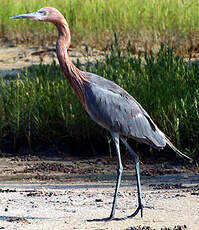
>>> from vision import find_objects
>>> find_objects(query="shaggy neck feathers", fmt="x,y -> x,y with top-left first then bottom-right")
55,18 -> 90,106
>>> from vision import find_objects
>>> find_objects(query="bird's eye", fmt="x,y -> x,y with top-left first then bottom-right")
43,11 -> 48,16
38,10 -> 48,16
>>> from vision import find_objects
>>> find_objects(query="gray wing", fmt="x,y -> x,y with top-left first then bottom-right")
84,72 -> 166,149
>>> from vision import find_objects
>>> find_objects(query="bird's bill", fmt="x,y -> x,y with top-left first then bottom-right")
10,12 -> 41,20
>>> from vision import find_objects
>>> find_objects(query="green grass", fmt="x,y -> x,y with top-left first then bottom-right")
1,0 -> 199,51
0,43 -> 198,159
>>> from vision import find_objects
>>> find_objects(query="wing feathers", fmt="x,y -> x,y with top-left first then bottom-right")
85,82 -> 166,148
84,72 -> 192,162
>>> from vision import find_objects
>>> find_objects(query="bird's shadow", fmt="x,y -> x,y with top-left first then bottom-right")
87,217 -> 126,222
87,214 -> 137,222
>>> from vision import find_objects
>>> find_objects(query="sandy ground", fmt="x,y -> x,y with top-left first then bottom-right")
0,43 -> 103,75
0,156 -> 198,230
0,181 -> 198,230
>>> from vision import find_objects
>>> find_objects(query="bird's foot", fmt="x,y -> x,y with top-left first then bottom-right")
126,203 -> 154,219
87,204 -> 154,222
143,204 -> 154,209
92,205 -> 143,222
126,203 -> 144,219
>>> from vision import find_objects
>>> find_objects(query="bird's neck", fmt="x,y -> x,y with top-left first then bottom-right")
55,20 -> 90,106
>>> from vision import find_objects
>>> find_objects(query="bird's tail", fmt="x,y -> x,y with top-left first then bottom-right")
165,137 -> 193,163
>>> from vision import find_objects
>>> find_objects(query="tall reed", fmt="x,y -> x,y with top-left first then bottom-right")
2,0 -> 199,50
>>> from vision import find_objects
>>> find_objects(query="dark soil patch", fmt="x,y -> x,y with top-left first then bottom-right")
6,217 -> 30,224
149,183 -> 187,190
0,188 -> 16,193
126,225 -> 187,230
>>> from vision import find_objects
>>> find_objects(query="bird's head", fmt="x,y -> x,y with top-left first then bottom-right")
10,7 -> 64,24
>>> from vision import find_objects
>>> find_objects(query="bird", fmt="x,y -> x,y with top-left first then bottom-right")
10,7 -> 192,220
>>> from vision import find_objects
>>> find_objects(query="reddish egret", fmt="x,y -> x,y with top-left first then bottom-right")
10,7 -> 192,220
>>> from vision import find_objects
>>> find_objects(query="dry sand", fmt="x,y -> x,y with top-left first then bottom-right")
0,156 -> 198,230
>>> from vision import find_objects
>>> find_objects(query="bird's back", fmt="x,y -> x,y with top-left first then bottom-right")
84,72 -> 166,149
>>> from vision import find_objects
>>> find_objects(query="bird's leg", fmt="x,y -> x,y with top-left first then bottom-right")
120,138 -> 143,218
108,132 -> 123,220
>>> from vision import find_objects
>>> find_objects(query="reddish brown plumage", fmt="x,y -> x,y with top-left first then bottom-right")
56,32 -> 90,106
50,8 -> 91,107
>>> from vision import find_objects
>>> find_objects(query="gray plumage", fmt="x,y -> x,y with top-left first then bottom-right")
85,72 -> 167,148
85,72 -> 191,162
